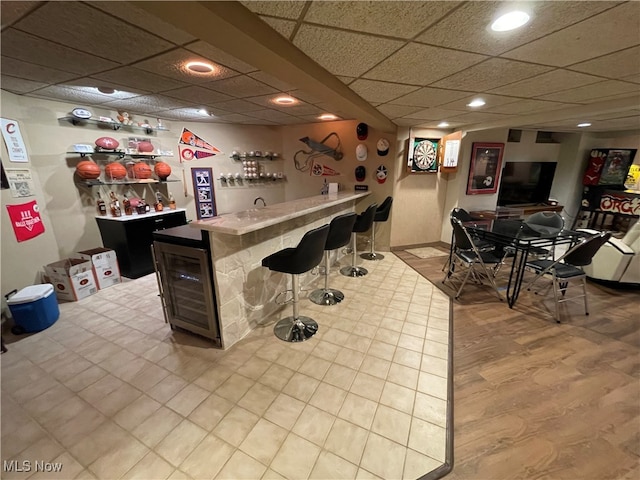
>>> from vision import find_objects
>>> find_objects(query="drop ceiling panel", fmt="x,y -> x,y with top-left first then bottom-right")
245,109 -> 300,121
64,79 -> 148,98
273,103 -> 324,116
292,25 -> 404,77
303,1 -> 458,39
248,71 -> 296,92
389,87 -> 472,108
242,1 -> 307,20
438,93 -> 524,111
91,67 -> 190,93
403,107 -> 470,121
28,85 -> 121,105
348,79 -> 420,104
363,43 -> 487,85
481,99 -> 572,115
502,2 -> 640,67
537,80 -> 639,103
12,2 -> 174,64
1,28 -> 118,75
376,104 -> 424,119
431,58 -> 552,91
416,1 -> 618,56
0,56 -> 79,84
102,95 -> 193,114
152,108 -> 224,121
204,76 -> 278,98
446,111 -> 513,124
215,113 -> 265,124
135,49 -> 240,85
162,86 -> 234,104
570,46 -> 640,78
208,99 -> 266,114
259,17 -> 296,39
489,70 -> 604,97
1,75 -> 47,94
186,41 -> 258,74
0,1 -> 41,29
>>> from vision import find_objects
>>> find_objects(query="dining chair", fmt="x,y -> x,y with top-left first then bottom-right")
442,217 -> 504,300
442,208 -> 495,272
524,231 -> 611,322
524,211 -> 565,259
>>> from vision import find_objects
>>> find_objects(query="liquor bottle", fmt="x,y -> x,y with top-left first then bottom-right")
168,192 -> 176,210
109,191 -> 121,217
96,191 -> 107,216
154,191 -> 164,212
122,194 -> 133,216
136,199 -> 147,215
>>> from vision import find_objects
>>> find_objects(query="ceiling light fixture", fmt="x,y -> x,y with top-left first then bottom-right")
318,114 -> 337,121
467,99 -> 486,108
97,86 -> 115,94
198,108 -> 209,116
185,61 -> 215,74
274,96 -> 296,105
437,122 -> 450,128
491,11 -> 530,32
577,122 -> 591,128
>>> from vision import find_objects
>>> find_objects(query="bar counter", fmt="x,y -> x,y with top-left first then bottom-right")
190,192 -> 370,348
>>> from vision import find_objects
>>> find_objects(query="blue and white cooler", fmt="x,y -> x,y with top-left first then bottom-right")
7,284 -> 60,333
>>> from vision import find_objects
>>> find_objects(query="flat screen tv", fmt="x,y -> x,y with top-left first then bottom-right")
497,161 -> 558,206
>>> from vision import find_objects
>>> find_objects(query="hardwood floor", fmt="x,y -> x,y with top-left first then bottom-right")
395,245 -> 640,480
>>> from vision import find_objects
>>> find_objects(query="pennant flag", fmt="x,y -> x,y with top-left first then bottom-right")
179,128 -> 221,153
310,161 -> 341,177
6,200 -> 45,242
179,145 -> 218,162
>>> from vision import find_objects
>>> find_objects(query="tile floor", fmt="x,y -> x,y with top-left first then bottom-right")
1,253 -> 451,479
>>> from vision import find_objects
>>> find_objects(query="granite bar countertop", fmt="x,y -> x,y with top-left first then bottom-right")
95,208 -> 186,221
191,192 -> 370,235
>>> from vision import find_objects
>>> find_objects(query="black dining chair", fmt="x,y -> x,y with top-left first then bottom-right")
524,231 -> 611,323
442,217 -> 504,300
524,211 -> 565,259
442,208 -> 495,272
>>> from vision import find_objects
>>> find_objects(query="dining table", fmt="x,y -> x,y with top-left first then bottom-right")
464,219 -> 587,308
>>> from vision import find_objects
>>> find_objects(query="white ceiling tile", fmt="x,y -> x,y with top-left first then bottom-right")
92,67 -> 190,93
416,1 -> 618,56
393,118 -> 427,127
208,99 -> 265,113
481,99 -> 573,116
135,49 -> 240,85
389,87 -> 471,108
27,85 -> 118,105
438,93 -> 523,111
304,1 -> 459,39
502,2 -> 640,67
364,43 -> 487,85
163,85 -> 234,104
537,80 -> 639,103
153,108 -> 220,121
1,1 -> 41,29
337,76 -> 355,85
260,17 -> 296,39
215,113 -> 265,124
430,58 -> 552,91
245,109 -> 300,121
376,104 -> 424,119
445,111 -> 513,124
570,46 -> 640,79
1,56 -> 78,84
489,69 -> 603,97
348,79 -> 419,104
273,103 -> 324,116
13,2 -> 174,64
404,108 -> 470,121
1,28 -> 118,75
242,1 -> 306,19
205,75 -> 278,98
623,73 -> 640,84
248,71 -> 296,91
90,1 -> 196,45
293,25 -> 404,77
1,75 -> 47,94
187,41 -> 258,74
62,79 -> 148,98
245,94 -> 285,108
102,95 -> 193,114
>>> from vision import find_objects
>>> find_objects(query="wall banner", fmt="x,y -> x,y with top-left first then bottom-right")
1,118 -> 29,162
6,200 -> 45,242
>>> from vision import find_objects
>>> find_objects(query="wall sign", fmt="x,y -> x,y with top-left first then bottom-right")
466,143 -> 504,195
6,200 -> 45,242
1,118 -> 29,162
6,168 -> 35,197
191,167 -> 216,220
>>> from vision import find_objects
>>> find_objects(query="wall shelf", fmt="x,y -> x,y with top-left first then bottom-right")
78,178 -> 180,187
67,151 -> 168,160
59,116 -> 168,135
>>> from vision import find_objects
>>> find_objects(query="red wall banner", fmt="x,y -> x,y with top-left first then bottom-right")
6,200 -> 45,242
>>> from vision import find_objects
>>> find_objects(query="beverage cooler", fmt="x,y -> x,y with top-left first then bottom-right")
152,225 -> 221,347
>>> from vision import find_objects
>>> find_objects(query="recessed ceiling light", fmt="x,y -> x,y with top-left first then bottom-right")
577,122 -> 591,128
198,108 -> 209,116
185,61 -> 215,74
274,96 -> 297,105
318,114 -> 337,121
437,122 -> 450,128
491,11 -> 530,32
97,86 -> 115,94
467,99 -> 486,108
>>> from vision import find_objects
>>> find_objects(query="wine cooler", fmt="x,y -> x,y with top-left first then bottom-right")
152,226 -> 221,347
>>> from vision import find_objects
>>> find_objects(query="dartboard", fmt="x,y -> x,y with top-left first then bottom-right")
413,140 -> 437,170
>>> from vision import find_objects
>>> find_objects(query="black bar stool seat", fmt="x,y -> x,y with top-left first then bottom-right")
310,212 -> 357,305
262,224 -> 329,342
340,203 -> 377,277
361,196 -> 393,261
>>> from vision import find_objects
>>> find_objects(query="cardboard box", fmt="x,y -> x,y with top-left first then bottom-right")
76,248 -> 121,289
44,258 -> 98,302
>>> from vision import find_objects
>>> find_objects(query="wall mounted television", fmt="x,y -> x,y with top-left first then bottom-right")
497,161 -> 558,206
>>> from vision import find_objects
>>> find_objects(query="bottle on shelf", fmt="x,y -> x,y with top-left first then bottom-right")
136,199 -> 148,215
109,191 -> 122,217
154,190 -> 164,212
168,192 -> 176,210
96,191 -> 107,216
122,194 -> 133,216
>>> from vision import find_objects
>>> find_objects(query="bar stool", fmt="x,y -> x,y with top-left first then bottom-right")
262,224 -> 329,342
310,212 -> 357,305
361,196 -> 393,261
340,203 -> 378,277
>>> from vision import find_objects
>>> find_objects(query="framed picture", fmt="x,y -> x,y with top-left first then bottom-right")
191,167 -> 216,219
407,136 -> 439,173
466,143 -> 504,195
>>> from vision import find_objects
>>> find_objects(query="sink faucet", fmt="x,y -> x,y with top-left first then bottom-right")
254,196 -> 266,207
